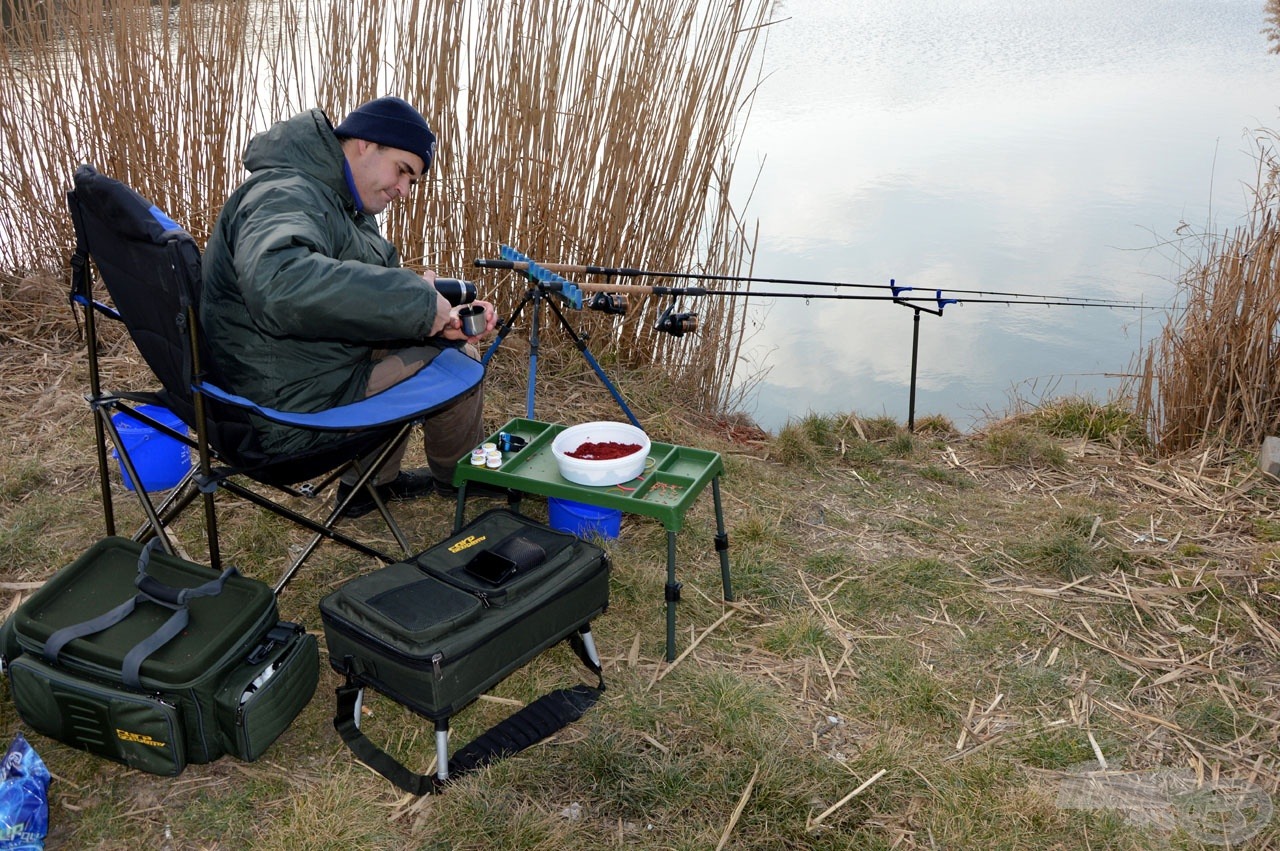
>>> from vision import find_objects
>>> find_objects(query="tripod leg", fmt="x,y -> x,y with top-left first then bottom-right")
545,297 -> 641,427
526,289 -> 542,419
480,286 -> 536,368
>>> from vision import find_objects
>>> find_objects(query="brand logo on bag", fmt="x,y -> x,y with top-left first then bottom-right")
116,729 -> 168,749
448,534 -> 487,554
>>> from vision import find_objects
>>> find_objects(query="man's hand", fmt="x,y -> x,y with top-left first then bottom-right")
437,299 -> 497,343
429,289 -> 455,337
423,270 -> 496,341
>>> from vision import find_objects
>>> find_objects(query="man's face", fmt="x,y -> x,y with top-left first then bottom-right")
345,139 -> 425,214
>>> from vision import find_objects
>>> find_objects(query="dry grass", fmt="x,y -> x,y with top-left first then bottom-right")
1268,0 -> 1280,54
946,436 -> 1280,820
4,267 -> 1280,847
1130,133 -> 1280,454
0,0 -> 770,413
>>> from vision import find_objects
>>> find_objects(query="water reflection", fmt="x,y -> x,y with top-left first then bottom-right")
734,0 -> 1280,431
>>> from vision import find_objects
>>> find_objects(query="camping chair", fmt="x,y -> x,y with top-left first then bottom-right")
67,164 -> 485,593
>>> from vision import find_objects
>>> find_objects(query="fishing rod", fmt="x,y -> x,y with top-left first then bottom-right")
560,280 -> 1153,311
478,245 -> 1151,435
473,257 -> 1143,307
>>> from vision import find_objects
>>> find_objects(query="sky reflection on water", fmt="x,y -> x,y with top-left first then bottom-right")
732,0 -> 1280,431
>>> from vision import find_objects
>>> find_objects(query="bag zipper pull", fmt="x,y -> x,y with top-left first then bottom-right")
431,652 -> 444,680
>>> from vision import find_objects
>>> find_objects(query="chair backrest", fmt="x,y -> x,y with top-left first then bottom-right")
67,164 -> 291,471
68,164 -> 203,425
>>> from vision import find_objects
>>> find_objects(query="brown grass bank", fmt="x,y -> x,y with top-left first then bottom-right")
2,264 -> 1280,848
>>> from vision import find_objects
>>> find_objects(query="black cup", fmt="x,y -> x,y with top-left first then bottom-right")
459,304 -> 486,337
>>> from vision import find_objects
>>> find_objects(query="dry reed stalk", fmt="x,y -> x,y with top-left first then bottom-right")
0,0 -> 285,263
1130,137 -> 1280,452
647,605 -> 737,688
806,768 -> 887,832
1,0 -> 769,414
715,763 -> 760,851
328,0 -> 770,410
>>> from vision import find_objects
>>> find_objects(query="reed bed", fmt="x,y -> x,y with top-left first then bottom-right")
0,0 -> 769,413
1129,134 -> 1280,454
1268,0 -> 1280,54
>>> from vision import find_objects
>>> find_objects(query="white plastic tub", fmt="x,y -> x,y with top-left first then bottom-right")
551,421 -> 650,487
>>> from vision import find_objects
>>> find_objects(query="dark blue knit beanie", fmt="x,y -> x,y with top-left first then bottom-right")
334,96 -> 436,170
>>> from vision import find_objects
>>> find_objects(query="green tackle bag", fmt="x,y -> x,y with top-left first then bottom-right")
320,509 -> 610,793
1,537 -> 319,776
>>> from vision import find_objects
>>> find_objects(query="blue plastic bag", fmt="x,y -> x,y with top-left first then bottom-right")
0,733 -> 49,850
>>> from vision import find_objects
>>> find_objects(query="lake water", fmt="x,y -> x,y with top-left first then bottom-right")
730,0 -> 1280,432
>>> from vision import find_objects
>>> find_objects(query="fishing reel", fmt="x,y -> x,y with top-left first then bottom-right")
586,291 -> 628,315
655,303 -> 698,337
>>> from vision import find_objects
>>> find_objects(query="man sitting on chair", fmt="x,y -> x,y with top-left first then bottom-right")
202,96 -> 495,517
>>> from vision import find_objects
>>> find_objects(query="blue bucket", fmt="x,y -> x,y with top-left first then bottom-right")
548,497 -> 621,540
111,405 -> 192,492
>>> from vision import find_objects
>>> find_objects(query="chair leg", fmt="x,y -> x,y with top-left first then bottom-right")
129,468 -> 201,542
273,423 -> 416,594
90,403 -> 117,537
370,491 -> 412,554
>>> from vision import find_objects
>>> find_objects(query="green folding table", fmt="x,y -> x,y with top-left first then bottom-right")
453,418 -> 734,661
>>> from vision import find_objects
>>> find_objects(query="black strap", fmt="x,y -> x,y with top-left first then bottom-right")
334,681 -> 437,795
42,539 -> 237,689
43,595 -> 139,666
447,685 -> 602,776
119,607 -> 191,689
333,640 -> 605,795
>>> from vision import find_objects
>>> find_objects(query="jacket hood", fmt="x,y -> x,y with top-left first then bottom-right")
242,109 -> 351,203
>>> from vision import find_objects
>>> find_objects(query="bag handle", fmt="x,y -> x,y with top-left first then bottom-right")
42,539 -> 237,689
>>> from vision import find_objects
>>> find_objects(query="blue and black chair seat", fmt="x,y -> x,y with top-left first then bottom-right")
67,164 -> 484,592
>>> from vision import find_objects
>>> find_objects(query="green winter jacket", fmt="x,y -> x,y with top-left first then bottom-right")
201,108 -> 440,455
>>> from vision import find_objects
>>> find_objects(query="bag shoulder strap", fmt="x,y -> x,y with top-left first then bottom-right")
333,635 -> 605,795
333,682 -> 436,795
447,684 -> 603,776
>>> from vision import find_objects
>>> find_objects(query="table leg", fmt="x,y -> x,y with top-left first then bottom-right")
452,484 -> 467,533
665,529 -> 680,662
454,485 -> 526,533
712,476 -> 734,602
